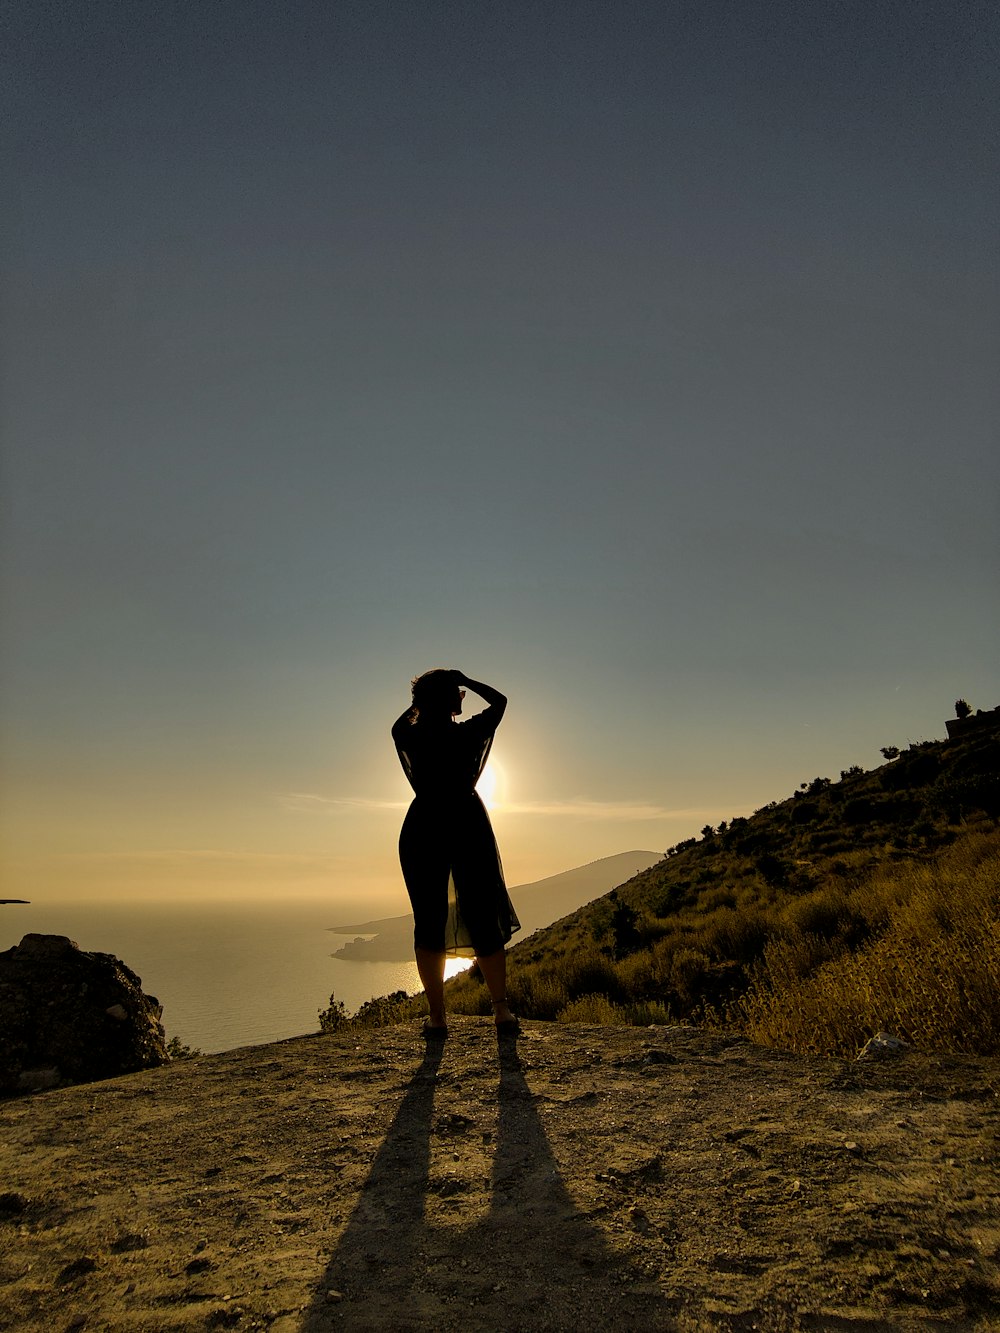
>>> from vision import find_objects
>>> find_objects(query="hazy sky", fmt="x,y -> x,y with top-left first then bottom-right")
3,1 -> 997,907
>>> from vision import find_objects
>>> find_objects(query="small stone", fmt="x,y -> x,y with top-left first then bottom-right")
105,1004 -> 128,1021
843,1141 -> 859,1153
856,1031 -> 909,1061
326,1289 -> 343,1303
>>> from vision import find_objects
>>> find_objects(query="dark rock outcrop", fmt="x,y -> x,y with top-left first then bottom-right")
945,705 -> 1000,740
0,934 -> 168,1094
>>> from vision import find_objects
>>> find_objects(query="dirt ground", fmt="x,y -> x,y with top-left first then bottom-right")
1,1019 -> 998,1332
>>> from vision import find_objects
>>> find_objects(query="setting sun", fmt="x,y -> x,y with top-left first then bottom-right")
476,760 -> 503,810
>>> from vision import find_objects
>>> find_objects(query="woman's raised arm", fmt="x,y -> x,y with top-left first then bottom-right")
456,672 -> 507,717
391,707 -> 415,742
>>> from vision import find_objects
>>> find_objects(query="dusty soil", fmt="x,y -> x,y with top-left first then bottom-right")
1,1019 -> 998,1332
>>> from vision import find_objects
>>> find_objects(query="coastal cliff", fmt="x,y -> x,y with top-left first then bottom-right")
2,1018 -> 998,1330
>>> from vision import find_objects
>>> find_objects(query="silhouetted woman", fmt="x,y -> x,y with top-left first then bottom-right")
392,669 -> 520,1037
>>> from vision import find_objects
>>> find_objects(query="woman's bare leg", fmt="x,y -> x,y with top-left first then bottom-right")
415,947 -> 447,1027
475,949 -> 514,1025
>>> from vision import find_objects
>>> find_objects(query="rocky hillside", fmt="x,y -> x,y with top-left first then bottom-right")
365,707 -> 1000,1055
517,707 -> 1000,970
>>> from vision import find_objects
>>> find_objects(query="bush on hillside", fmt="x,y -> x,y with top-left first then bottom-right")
725,834 -> 1000,1057
318,995 -> 348,1032
331,715 -> 1000,1051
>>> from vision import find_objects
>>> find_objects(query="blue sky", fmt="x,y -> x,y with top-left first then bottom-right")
2,1 -> 997,904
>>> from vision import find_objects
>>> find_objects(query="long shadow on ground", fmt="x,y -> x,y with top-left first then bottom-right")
301,1035 -> 672,1331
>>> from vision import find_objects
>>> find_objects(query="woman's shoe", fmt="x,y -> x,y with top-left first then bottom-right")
491,997 -> 520,1037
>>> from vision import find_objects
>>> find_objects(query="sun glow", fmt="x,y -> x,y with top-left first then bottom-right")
476,760 -> 504,810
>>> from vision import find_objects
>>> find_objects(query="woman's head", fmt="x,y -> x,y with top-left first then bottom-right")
410,668 -> 464,719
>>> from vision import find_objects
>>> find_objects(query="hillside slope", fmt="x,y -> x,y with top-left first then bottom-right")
421,710 -> 999,1053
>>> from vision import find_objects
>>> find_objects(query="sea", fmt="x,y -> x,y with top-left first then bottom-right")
0,898 -> 442,1055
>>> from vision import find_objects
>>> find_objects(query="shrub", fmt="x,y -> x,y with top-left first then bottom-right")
350,990 -> 414,1027
702,906 -> 778,965
730,835 -> 1000,1056
755,853 -> 788,887
507,972 -> 569,1021
166,1036 -> 201,1059
589,897 -> 614,944
669,948 -> 711,1004
614,949 -> 659,996
843,797 -> 875,825
696,885 -> 737,912
563,952 -> 625,1002
557,994 -> 628,1024
625,1000 -> 674,1025
785,889 -> 852,939
611,899 -> 643,957
318,995 -> 349,1033
791,801 -> 821,825
932,774 -> 1000,820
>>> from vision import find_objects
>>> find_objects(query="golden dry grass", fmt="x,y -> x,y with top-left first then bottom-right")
728,831 -> 1000,1056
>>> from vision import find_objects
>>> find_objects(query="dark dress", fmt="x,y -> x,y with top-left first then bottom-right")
393,704 -> 520,957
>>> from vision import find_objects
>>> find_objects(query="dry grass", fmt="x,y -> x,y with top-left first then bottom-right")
727,831 -> 1000,1057
338,829 -> 1000,1057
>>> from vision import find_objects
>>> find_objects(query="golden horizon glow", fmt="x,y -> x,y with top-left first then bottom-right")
476,760 -> 503,810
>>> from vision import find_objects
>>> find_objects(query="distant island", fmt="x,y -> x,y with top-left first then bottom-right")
328,851 -> 661,961
0,900 -> 30,906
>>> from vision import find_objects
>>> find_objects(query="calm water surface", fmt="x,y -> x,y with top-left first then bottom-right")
1,899 -> 431,1053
